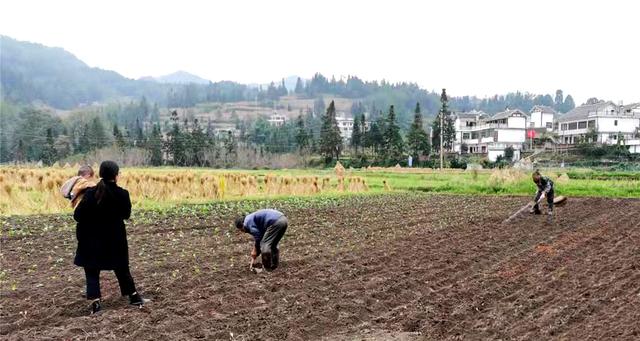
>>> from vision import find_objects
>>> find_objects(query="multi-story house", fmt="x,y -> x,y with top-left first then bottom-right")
453,109 -> 527,161
529,105 -> 556,131
336,113 -> 369,142
555,101 -> 640,146
267,113 -> 287,127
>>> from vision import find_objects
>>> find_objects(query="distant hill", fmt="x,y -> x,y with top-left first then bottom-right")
0,35 -> 166,109
0,35 -> 578,116
147,71 -> 211,85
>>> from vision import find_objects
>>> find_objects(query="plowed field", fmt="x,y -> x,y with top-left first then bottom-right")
1,194 -> 639,340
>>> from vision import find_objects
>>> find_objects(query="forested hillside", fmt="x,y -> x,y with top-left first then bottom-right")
1,36 -> 574,116
0,36 -> 168,109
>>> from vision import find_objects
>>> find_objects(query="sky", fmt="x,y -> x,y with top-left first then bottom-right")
1,0 -> 638,104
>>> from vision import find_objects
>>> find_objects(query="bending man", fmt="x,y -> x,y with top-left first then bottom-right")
235,209 -> 288,272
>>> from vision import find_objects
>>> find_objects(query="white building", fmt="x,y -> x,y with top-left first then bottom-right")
454,109 -> 527,161
622,103 -> 640,115
529,105 -> 556,131
267,113 -> 287,127
621,103 -> 640,153
336,113 -> 370,142
212,123 -> 240,138
555,101 -> 640,149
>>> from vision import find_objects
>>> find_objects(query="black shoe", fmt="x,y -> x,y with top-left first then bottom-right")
89,299 -> 101,314
129,292 -> 149,306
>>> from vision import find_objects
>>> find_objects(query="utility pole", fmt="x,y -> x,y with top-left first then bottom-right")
439,88 -> 448,170
440,110 -> 444,170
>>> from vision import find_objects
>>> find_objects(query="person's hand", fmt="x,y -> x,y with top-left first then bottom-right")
538,192 -> 546,202
249,256 -> 261,273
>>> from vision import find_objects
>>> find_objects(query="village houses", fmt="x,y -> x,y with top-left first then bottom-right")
452,101 -> 640,160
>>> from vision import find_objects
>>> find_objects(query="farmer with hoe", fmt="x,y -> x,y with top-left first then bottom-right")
530,169 -> 555,216
235,209 -> 288,272
73,160 -> 147,314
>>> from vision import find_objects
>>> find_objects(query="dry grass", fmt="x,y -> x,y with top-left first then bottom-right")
488,168 -> 528,187
0,166 -> 369,215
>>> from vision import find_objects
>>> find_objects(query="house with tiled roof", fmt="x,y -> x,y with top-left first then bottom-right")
453,109 -> 527,161
529,105 -> 556,131
621,103 -> 640,115
555,101 -> 640,148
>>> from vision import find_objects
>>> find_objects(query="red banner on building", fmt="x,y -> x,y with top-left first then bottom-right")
527,129 -> 536,139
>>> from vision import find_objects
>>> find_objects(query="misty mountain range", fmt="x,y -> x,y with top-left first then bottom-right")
0,35 -> 578,115
1,35 -> 311,109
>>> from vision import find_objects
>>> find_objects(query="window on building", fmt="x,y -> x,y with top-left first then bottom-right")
546,122 -> 553,128
610,134 -> 617,140
614,120 -> 618,126
588,120 -> 595,128
578,121 -> 587,129
471,132 -> 479,139
568,122 -> 577,130
462,133 -> 470,140
561,123 -> 567,131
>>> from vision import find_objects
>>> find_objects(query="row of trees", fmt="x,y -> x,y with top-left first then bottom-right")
0,102 -> 237,166
312,89 -> 455,166
1,88 -> 458,167
450,89 -> 576,114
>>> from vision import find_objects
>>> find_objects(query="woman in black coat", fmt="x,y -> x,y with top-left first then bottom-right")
74,161 -> 146,314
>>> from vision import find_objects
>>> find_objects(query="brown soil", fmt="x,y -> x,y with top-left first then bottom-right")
1,194 -> 639,340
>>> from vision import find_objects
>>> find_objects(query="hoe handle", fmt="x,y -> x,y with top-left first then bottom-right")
503,201 -> 535,224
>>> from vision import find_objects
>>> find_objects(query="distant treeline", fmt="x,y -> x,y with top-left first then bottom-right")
0,94 -> 447,168
165,73 -> 575,120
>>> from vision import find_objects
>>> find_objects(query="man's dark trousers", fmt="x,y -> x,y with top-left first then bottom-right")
260,216 -> 288,270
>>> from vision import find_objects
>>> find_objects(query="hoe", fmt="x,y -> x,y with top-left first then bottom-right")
503,195 -> 567,224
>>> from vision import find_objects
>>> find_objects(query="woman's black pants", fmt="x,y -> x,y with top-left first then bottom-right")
84,267 -> 137,300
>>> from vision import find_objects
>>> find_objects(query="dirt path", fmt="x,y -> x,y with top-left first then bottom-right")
1,194 -> 639,340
